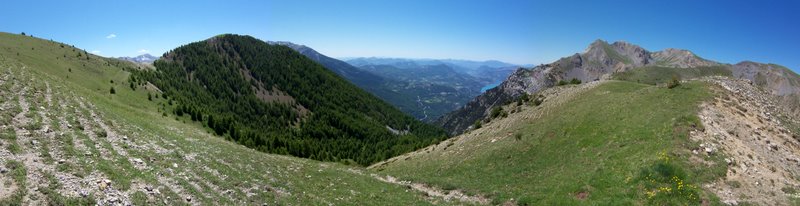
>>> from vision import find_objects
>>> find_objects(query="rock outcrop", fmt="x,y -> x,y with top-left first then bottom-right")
652,48 -> 719,68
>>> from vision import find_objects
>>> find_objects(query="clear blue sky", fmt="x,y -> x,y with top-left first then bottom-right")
1,0 -> 798,71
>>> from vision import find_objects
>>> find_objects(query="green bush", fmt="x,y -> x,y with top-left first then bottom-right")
558,78 -> 581,86
490,106 -> 507,119
97,130 -> 107,138
532,95 -> 544,106
667,76 -> 681,89
473,120 -> 482,129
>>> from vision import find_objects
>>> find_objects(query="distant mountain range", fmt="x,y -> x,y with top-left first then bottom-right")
345,58 -> 520,120
117,53 -> 158,64
271,41 -> 522,121
345,57 -> 519,85
436,39 -> 800,135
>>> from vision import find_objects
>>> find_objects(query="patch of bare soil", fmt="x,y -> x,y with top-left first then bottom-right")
370,174 -> 491,205
694,77 -> 800,205
575,191 -> 589,200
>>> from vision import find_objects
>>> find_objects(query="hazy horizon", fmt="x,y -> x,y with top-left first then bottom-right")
1,0 -> 798,71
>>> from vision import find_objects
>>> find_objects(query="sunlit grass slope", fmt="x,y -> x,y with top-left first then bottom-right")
373,80 -> 727,205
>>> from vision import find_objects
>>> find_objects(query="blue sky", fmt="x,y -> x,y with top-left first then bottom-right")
1,0 -> 798,71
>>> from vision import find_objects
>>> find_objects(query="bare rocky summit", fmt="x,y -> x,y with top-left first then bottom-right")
652,48 -> 719,68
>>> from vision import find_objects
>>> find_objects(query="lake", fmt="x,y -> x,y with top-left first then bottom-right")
480,81 -> 502,93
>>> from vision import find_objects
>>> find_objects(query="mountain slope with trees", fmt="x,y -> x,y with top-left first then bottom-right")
134,34 -> 447,165
0,32 -> 446,205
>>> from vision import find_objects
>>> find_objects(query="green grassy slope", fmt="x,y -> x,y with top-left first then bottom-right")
0,32 -> 443,205
614,65 -> 732,85
372,80 -> 727,205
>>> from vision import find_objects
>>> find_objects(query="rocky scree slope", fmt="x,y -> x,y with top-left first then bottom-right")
692,76 -> 800,205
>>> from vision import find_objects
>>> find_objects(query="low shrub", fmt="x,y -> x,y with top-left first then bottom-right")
667,76 -> 681,89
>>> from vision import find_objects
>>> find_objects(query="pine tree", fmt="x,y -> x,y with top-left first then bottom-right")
207,115 -> 215,131
190,108 -> 198,121
176,105 -> 184,116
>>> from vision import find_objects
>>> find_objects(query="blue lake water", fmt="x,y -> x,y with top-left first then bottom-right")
480,81 -> 502,93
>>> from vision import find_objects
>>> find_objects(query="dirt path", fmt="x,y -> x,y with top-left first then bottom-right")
1,65 -> 137,205
77,98 -> 131,158
12,73 -> 47,205
0,64 -> 19,201
369,174 -> 491,205
71,97 -> 113,160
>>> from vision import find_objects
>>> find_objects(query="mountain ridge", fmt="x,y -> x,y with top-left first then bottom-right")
436,39 -> 800,135
116,53 -> 158,64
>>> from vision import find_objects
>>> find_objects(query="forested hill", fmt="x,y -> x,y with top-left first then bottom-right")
134,34 -> 447,165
